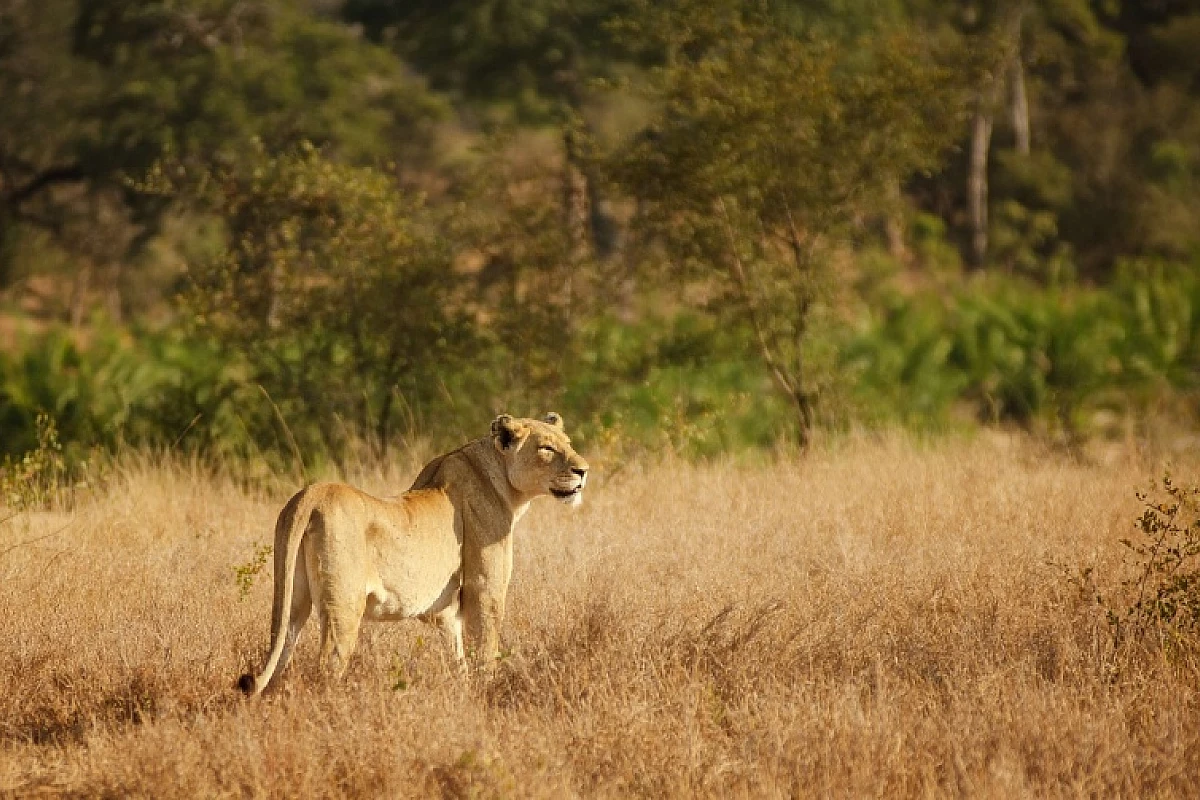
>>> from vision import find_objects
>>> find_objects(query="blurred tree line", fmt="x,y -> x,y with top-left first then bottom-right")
0,0 -> 1198,469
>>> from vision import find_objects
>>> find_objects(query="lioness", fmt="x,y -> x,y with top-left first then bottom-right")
237,413 -> 588,694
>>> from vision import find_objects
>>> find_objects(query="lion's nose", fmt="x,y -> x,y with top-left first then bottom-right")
571,466 -> 588,479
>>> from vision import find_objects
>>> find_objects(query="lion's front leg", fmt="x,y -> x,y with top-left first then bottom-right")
462,537 -> 513,665
461,581 -> 504,665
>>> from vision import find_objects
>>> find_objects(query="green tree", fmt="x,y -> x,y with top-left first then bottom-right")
0,0 -> 445,320
153,143 -> 477,464
342,0 -> 635,121
609,0 -> 964,446
898,0 -> 1200,277
342,0 -> 640,268
444,131 -> 612,414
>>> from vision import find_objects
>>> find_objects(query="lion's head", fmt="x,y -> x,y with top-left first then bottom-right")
491,412 -> 589,506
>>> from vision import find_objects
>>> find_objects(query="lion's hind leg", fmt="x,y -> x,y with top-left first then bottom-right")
305,515 -> 368,683
316,600 -> 365,682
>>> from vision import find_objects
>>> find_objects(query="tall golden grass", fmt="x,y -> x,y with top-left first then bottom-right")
1,434 -> 1198,797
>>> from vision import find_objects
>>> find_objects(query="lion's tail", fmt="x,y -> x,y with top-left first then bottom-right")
238,488 -> 316,696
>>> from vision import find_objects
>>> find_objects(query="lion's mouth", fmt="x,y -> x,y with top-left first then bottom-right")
550,484 -> 583,506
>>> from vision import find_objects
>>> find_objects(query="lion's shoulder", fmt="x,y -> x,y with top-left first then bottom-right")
409,439 -> 491,492
409,452 -> 449,491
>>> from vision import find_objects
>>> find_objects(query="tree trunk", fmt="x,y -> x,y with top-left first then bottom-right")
968,91 -> 995,269
69,261 -> 92,328
105,259 -> 123,324
793,387 -> 814,450
1006,3 -> 1030,156
610,197 -> 643,323
716,197 -> 815,449
587,176 -> 619,261
562,127 -> 591,314
266,261 -> 283,329
376,383 -> 394,462
884,177 -> 909,263
1009,55 -> 1031,156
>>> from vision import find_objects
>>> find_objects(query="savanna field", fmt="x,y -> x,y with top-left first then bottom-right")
7,1 -> 1200,797
2,435 -> 1198,798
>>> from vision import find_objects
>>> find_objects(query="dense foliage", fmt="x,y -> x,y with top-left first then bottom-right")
1,0 -> 1198,466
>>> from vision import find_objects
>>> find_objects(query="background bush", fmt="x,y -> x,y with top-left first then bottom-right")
1,0 -> 1199,468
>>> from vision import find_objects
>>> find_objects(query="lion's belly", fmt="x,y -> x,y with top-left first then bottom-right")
362,518 -> 461,621
364,569 -> 458,620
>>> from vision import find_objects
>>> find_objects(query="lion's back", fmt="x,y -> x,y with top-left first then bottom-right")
397,488 -> 458,541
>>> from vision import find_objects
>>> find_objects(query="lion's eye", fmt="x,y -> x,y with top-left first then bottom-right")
539,445 -> 556,456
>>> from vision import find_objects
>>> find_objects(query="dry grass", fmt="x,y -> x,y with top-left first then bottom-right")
1,434 -> 1199,798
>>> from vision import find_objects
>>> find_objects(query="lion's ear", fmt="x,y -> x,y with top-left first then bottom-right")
491,414 -> 527,450
543,412 -> 564,429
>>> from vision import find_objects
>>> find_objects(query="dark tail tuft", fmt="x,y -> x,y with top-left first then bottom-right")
237,674 -> 256,695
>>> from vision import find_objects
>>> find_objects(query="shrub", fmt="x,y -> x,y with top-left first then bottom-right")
1113,473 -> 1200,651
0,413 -> 98,512
842,264 -> 1200,434
149,141 -> 481,467
1062,472 -> 1200,661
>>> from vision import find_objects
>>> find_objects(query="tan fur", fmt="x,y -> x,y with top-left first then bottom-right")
238,413 -> 589,694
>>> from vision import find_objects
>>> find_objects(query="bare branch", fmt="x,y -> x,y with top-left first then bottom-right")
715,196 -> 813,446
4,164 -> 85,207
